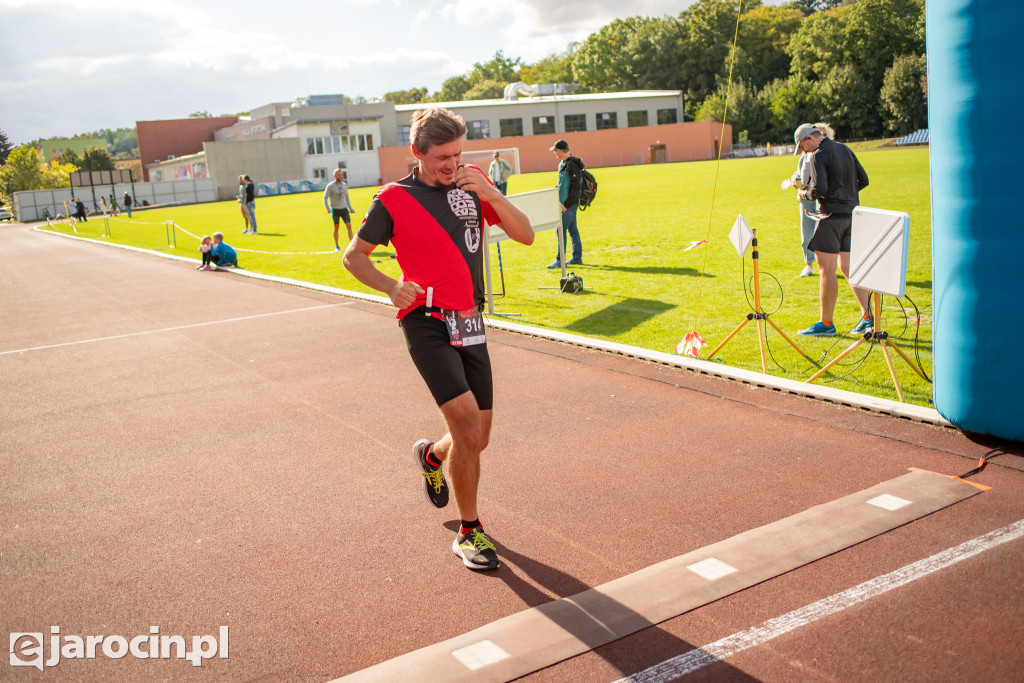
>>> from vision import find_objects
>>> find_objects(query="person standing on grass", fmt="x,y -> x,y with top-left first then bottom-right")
488,151 -> 512,195
793,123 -> 872,337
323,168 -> 355,251
123,191 -> 133,218
343,106 -> 534,571
547,139 -> 584,269
237,175 -> 251,233
243,175 -> 257,234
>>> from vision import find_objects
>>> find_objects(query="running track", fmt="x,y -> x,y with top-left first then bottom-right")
2,224 -> 1022,681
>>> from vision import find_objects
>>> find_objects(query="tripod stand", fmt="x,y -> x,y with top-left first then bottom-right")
704,230 -> 810,372
804,292 -> 928,402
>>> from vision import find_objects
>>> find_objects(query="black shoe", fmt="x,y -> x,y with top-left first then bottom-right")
567,258 -> 584,266
452,527 -> 500,570
412,439 -> 448,508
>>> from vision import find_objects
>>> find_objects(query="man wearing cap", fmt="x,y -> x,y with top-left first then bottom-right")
488,151 -> 513,196
793,123 -> 871,337
547,139 -> 584,269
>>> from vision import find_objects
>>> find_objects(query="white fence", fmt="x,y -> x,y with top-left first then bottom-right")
13,179 -> 216,222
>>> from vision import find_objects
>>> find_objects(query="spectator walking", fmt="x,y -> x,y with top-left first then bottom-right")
546,139 -> 584,269
74,198 -> 88,222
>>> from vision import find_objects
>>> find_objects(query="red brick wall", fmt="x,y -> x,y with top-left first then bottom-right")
137,116 -> 238,180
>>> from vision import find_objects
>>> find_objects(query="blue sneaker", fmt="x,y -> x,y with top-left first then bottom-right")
798,321 -> 837,337
851,316 -> 874,334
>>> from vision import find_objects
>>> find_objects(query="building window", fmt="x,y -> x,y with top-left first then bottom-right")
657,108 -> 678,125
499,118 -> 523,137
467,120 -> 490,140
564,114 -> 587,133
596,112 -> 617,130
627,110 -> 649,127
532,115 -> 555,135
313,168 -> 328,179
398,125 -> 410,145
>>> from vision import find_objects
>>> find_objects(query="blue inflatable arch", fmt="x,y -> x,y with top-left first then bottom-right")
928,0 -> 1024,441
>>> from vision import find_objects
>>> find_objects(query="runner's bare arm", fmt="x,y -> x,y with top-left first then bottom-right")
343,236 -> 423,308
454,166 -> 534,246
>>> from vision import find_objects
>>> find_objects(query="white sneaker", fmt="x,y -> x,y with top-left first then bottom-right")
799,265 -> 815,277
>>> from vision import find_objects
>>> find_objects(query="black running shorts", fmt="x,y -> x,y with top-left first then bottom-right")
331,208 -> 351,224
400,308 -> 494,410
808,213 -> 852,254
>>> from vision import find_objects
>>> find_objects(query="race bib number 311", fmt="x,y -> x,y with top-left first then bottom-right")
444,308 -> 486,347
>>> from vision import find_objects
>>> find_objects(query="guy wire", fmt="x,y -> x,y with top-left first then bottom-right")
691,1 -> 744,334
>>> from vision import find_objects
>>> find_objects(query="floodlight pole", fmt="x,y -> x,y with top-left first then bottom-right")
704,230 -> 811,371
804,293 -> 929,402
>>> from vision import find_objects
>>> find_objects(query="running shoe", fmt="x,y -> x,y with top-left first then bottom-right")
851,316 -> 874,334
798,321 -> 837,336
412,439 -> 448,508
452,527 -> 500,570
546,260 -> 561,270
567,258 -> 584,266
799,264 -> 815,277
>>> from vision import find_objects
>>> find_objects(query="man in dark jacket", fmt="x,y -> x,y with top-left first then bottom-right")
547,139 -> 584,268
795,123 -> 871,336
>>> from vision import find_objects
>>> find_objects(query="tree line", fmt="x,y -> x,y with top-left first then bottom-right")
385,0 -> 926,144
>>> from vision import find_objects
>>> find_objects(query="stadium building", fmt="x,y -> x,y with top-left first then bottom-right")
138,87 -> 730,201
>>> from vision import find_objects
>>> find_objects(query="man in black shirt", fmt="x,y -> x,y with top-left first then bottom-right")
794,124 -> 871,337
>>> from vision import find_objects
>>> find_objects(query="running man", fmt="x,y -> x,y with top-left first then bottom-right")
323,168 -> 356,251
343,107 -> 534,570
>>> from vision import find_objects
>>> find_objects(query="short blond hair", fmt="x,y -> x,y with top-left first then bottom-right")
410,107 -> 466,154
814,122 -> 835,140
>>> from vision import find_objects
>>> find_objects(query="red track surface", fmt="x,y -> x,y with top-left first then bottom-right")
2,224 -> 1022,681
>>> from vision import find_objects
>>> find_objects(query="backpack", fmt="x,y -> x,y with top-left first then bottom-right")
569,157 -> 598,211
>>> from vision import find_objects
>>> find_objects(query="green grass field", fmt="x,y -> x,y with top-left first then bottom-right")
44,147 -> 934,406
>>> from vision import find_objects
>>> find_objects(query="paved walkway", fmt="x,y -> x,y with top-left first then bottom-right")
2,224 -> 1022,681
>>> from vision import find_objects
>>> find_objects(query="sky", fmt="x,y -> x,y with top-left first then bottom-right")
0,0 -> 731,146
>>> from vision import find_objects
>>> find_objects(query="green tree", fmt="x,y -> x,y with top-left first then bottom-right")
383,87 -> 428,105
59,148 -> 82,167
0,146 -> 47,208
678,0 -> 743,106
818,63 -> 879,139
41,159 -> 76,190
0,129 -> 12,166
880,53 -> 927,135
844,0 -> 924,99
519,47 -> 577,87
786,4 -> 853,81
189,110 -> 212,118
764,74 -> 822,142
469,51 -> 522,85
430,75 -> 471,102
695,79 -> 773,144
572,17 -> 648,91
734,5 -> 803,89
462,80 -> 506,101
80,147 -> 116,172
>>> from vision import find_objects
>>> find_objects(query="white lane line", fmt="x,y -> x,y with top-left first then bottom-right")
615,518 -> 1024,683
0,303 -> 350,356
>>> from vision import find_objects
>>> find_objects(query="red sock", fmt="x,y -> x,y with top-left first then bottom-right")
822,320 -> 833,326
424,444 -> 442,469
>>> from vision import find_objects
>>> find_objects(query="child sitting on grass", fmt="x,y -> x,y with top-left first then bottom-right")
197,235 -> 214,270
209,232 -> 238,269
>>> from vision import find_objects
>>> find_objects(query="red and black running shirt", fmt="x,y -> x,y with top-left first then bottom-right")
358,165 -> 500,319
